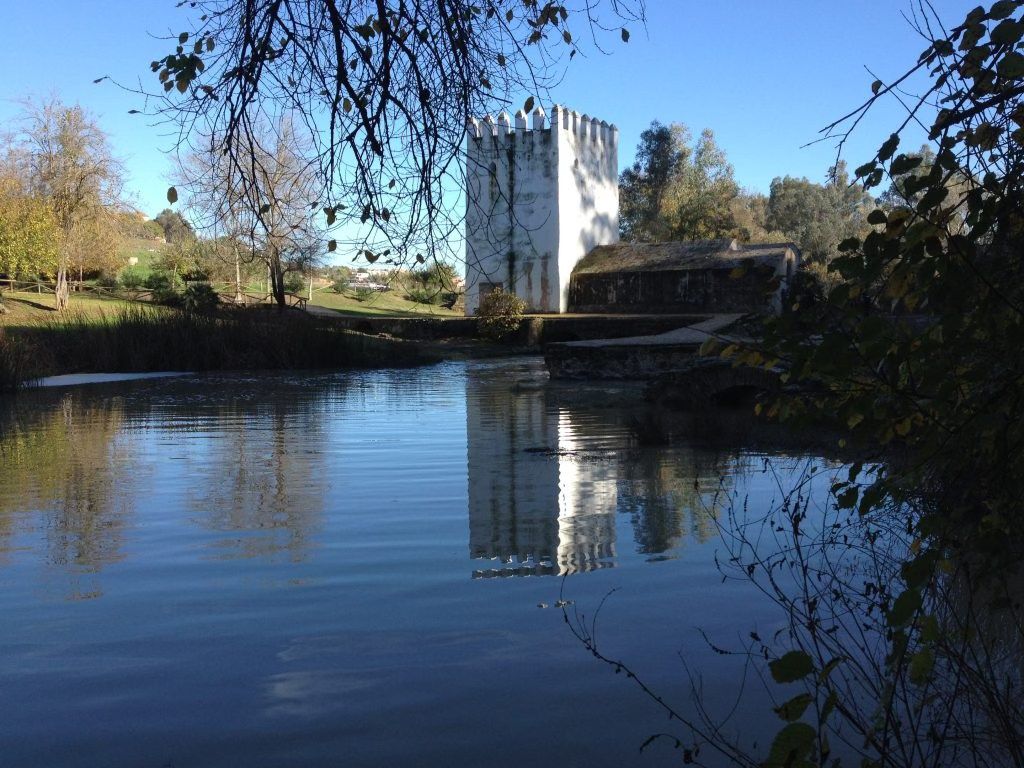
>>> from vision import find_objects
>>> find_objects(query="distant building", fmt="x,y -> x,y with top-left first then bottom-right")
464,106 -> 799,316
569,239 -> 800,315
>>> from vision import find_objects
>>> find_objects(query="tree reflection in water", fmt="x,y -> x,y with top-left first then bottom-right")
0,375 -> 335,596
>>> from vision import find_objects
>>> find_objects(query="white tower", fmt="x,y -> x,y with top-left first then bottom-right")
464,105 -> 619,315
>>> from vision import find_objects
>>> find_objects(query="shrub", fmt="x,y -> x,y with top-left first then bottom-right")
406,287 -> 443,305
284,273 -> 304,294
144,271 -> 179,291
353,287 -> 376,302
145,271 -> 183,306
476,289 -> 526,341
182,282 -> 221,314
331,280 -> 348,294
119,267 -> 146,290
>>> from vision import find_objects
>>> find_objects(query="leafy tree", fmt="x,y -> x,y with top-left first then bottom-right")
619,121 -> 740,242
12,99 -> 124,310
699,2 -> 1024,763
0,176 -> 58,280
153,208 -> 195,244
764,161 -> 874,263
728,189 -> 787,243
149,0 -> 643,271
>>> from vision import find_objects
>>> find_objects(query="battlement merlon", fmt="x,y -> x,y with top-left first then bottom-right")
465,105 -> 617,142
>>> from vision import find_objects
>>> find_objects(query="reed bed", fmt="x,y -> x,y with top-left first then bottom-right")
0,305 -> 435,391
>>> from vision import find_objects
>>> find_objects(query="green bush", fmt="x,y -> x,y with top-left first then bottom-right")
119,267 -> 146,290
284,273 -> 305,294
144,271 -> 183,306
182,282 -> 220,314
331,280 -> 348,294
144,271 -> 179,291
476,289 -> 526,341
353,287 -> 376,302
406,287 -> 443,305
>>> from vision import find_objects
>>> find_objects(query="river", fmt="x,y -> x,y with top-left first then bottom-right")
0,357 -> 836,767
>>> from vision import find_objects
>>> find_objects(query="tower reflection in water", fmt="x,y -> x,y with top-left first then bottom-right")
466,364 -> 723,578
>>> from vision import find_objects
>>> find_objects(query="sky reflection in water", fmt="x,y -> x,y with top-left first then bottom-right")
0,359 -> 835,767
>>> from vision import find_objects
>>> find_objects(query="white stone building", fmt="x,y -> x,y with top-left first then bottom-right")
463,105 -> 619,315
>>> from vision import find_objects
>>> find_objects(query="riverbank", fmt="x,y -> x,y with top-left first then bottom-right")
0,305 -> 438,392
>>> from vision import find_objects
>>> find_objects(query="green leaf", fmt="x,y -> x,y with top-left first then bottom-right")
888,587 -> 922,628
878,133 -> 900,161
854,161 -> 877,178
867,209 -> 888,225
166,186 -> 178,204
774,693 -> 814,722
699,337 -> 719,356
890,154 -> 923,175
909,647 -> 935,685
989,0 -> 1017,19
765,722 -> 817,768
836,487 -> 859,509
990,18 -> 1024,45
998,50 -> 1024,79
769,650 -> 814,683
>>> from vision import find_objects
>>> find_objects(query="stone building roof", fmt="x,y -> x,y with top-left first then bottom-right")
572,239 -> 800,275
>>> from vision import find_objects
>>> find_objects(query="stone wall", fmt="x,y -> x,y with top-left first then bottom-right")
568,265 -> 779,315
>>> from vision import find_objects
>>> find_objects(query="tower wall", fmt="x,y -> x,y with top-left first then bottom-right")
553,107 -> 620,313
464,105 -> 618,315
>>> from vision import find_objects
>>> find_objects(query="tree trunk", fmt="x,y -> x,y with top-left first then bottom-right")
55,268 -> 70,312
234,251 -> 243,305
270,259 -> 286,309
78,265 -> 83,292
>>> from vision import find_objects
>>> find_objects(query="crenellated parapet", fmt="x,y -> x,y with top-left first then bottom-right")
466,104 -> 618,144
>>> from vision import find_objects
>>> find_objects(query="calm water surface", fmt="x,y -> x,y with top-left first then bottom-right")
0,358 -> 833,767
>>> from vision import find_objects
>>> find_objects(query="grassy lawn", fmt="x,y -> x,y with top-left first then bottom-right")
0,285 -> 462,329
120,239 -> 166,279
0,290 -> 143,328
309,287 -> 462,318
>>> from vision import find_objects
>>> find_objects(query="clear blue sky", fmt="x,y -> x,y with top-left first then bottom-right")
0,0 -> 974,220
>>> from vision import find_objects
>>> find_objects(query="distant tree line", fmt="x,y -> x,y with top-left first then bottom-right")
618,120 -> 940,289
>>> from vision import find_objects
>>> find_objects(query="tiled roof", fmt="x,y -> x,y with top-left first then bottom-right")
573,239 -> 799,275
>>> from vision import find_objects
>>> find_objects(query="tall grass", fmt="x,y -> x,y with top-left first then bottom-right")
0,328 -> 43,392
0,305 -> 436,391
